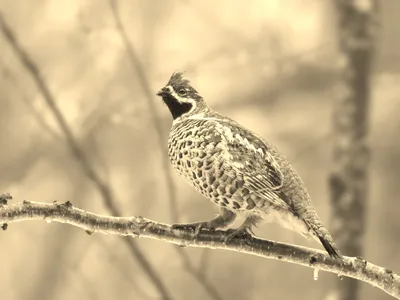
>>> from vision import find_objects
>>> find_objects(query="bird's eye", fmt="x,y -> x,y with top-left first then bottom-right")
178,89 -> 187,96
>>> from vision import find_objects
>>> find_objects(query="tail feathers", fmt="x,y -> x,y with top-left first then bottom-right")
317,235 -> 342,259
303,216 -> 343,259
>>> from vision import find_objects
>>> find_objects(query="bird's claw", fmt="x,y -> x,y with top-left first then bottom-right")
172,223 -> 198,231
193,224 -> 204,237
172,223 -> 215,238
224,227 -> 254,244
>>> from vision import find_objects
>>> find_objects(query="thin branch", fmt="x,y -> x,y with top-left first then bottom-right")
0,13 -> 173,300
1,199 -> 399,300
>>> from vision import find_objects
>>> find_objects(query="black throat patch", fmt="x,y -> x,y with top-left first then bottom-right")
162,95 -> 193,119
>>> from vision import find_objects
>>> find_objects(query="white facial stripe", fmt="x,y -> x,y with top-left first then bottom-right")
166,85 -> 180,102
166,85 -> 196,105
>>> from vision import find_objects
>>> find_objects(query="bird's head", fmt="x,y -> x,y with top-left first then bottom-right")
157,72 -> 207,120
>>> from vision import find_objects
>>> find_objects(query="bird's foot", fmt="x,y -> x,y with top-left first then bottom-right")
172,222 -> 215,237
224,226 -> 255,244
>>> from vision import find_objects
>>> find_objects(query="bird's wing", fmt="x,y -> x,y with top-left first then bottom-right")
212,119 -> 290,209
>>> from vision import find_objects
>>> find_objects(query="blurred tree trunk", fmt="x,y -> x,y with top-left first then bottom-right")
329,1 -> 378,300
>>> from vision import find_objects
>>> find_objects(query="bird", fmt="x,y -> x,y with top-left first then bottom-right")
157,72 -> 342,259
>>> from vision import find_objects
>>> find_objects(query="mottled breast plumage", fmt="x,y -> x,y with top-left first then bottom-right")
168,112 -> 296,214
168,116 -> 243,211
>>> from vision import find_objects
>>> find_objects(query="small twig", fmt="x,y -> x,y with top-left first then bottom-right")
1,199 -> 399,300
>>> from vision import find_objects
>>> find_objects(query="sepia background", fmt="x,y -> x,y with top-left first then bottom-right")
0,0 -> 399,299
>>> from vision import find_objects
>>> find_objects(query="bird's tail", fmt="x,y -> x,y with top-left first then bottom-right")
304,218 -> 342,259
317,234 -> 342,259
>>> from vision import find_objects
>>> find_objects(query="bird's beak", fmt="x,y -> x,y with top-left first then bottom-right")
157,86 -> 171,97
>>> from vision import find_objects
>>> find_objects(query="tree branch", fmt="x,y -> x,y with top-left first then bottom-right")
1,198 -> 399,300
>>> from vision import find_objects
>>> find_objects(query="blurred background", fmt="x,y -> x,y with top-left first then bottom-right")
0,0 -> 399,299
